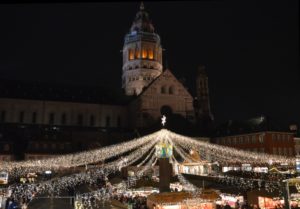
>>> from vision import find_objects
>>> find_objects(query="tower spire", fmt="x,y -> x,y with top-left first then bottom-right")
140,2 -> 145,10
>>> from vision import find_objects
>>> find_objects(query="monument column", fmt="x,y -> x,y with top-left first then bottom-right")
159,158 -> 172,193
156,115 -> 173,193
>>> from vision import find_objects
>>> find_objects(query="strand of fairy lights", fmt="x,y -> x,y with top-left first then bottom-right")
3,130 -> 162,177
105,139 -> 158,172
4,129 -> 294,178
136,152 -> 157,178
5,128 -> 295,205
166,133 -> 196,163
170,136 -> 282,192
137,145 -> 156,167
18,136 -> 160,205
126,150 -> 158,188
174,141 -> 234,164
67,142 -> 160,207
168,131 -> 286,192
170,155 -> 201,193
216,172 -> 282,193
8,139 -> 158,203
167,129 -> 295,165
9,130 -> 162,201
172,142 -> 194,163
169,136 -> 281,194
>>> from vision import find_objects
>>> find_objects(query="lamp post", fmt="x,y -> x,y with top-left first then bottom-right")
282,179 -> 291,209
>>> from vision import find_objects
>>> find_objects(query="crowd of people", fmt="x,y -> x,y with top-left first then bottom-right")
112,193 -> 147,209
216,201 -> 260,209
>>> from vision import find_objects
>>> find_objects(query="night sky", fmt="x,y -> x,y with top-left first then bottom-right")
0,1 -> 299,126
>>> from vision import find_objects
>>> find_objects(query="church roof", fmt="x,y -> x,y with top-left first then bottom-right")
0,78 -> 133,105
137,68 -> 193,99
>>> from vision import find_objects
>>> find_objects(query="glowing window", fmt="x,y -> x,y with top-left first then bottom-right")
128,49 -> 134,60
142,48 -> 147,58
135,48 -> 141,58
161,86 -> 167,94
148,49 -> 154,59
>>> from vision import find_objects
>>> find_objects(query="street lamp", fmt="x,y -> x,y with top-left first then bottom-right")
282,179 -> 291,209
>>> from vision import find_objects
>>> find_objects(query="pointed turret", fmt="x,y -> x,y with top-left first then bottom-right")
140,1 -> 145,10
195,64 -> 213,122
130,2 -> 155,33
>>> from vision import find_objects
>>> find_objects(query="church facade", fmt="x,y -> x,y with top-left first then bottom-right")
0,3 -> 212,130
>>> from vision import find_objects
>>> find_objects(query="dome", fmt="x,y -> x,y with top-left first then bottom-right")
130,2 -> 155,33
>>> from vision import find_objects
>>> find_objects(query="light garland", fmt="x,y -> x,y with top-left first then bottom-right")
4,128 -> 297,207
2,130 -> 163,177
7,138 -> 159,206
168,129 -> 295,165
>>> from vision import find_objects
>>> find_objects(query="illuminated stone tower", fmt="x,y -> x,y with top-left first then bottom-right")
122,2 -> 163,96
195,65 -> 213,121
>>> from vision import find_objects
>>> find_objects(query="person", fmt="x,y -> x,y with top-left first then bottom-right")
224,202 -> 232,209
242,201 -> 249,209
235,200 -> 240,209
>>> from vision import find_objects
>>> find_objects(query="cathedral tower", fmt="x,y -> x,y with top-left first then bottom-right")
195,65 -> 213,121
122,2 -> 163,96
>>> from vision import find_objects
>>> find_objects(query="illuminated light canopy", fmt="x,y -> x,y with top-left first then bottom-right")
4,128 -> 297,205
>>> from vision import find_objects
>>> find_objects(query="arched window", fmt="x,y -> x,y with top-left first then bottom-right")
128,49 -> 134,60
169,86 -> 175,94
61,113 -> 66,125
142,48 -> 147,58
19,111 -> 25,123
135,48 -> 141,58
106,116 -> 110,127
77,114 -> 83,126
161,86 -> 166,94
90,115 -> 95,127
32,112 -> 37,124
48,112 -> 54,125
148,49 -> 154,59
1,110 -> 6,123
117,116 -> 121,128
